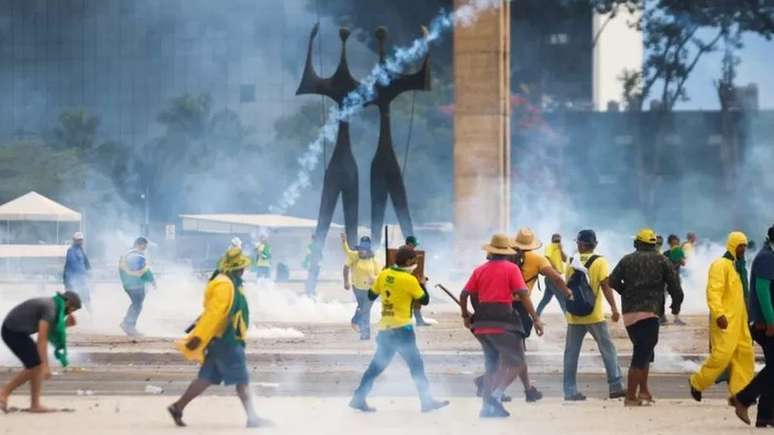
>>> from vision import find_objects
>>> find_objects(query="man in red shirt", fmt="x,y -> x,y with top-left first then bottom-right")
460,234 -> 544,418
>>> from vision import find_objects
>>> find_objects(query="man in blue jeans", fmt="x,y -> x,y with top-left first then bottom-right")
349,246 -> 448,413
563,229 -> 625,401
119,237 -> 157,336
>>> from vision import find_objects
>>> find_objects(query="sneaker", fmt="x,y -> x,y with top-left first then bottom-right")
247,417 -> 275,428
609,390 -> 627,399
421,399 -> 450,413
501,394 -> 512,403
120,323 -> 141,337
673,318 -> 687,326
349,396 -> 376,413
564,393 -> 587,402
479,398 -> 510,418
525,386 -> 543,403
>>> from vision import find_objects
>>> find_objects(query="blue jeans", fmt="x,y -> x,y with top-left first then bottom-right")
122,287 -> 146,329
563,321 -> 624,396
536,279 -> 567,315
353,326 -> 432,403
351,288 -> 374,339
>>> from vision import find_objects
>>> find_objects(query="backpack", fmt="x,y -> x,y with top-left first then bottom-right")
565,255 -> 600,317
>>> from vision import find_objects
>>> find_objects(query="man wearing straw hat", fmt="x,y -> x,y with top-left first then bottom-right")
460,234 -> 544,418
168,246 -> 271,428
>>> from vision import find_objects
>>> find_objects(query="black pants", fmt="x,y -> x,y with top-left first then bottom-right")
737,328 -> 773,422
625,317 -> 659,369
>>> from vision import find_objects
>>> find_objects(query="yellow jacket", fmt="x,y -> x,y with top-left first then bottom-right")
176,274 -> 236,364
706,232 -> 748,325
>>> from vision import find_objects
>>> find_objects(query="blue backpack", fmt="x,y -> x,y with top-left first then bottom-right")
565,255 -> 600,316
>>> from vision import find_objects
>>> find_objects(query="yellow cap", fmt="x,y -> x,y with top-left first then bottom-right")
635,228 -> 657,245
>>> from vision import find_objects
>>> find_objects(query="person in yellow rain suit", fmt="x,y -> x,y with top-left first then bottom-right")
690,232 -> 755,401
167,247 -> 272,429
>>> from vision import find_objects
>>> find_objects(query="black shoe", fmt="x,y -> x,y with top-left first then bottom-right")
689,383 -> 702,402
349,396 -> 376,413
755,419 -> 774,428
609,390 -> 626,399
525,386 -> 543,403
480,398 -> 510,418
564,393 -> 587,402
167,404 -> 185,427
421,399 -> 450,413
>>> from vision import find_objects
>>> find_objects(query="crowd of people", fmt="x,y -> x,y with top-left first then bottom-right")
0,225 -> 772,429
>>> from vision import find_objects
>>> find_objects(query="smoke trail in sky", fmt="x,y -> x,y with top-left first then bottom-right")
269,0 -> 505,214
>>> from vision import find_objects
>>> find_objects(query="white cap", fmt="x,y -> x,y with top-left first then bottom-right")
230,237 -> 242,248
73,232 -> 84,240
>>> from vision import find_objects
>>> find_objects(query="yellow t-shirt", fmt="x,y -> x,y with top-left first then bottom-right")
520,250 -> 551,293
544,243 -> 565,275
371,267 -> 425,330
565,252 -> 610,325
347,255 -> 381,290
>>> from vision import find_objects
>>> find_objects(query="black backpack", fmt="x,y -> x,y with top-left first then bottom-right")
565,255 -> 600,316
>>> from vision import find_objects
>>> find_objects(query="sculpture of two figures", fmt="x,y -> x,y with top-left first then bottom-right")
296,24 -> 430,295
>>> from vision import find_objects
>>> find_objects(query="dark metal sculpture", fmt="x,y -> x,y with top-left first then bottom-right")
297,24 -> 361,295
368,27 -> 431,246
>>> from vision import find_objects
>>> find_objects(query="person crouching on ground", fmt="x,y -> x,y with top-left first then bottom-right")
349,246 -> 449,413
609,229 -> 683,406
689,232 -> 755,404
168,246 -> 271,428
1,291 -> 81,413
118,237 -> 157,336
460,234 -> 544,418
731,225 -> 774,427
342,234 -> 381,340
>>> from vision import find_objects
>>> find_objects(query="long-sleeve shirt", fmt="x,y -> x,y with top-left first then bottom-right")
63,245 -> 90,288
749,244 -> 774,326
610,248 -> 683,315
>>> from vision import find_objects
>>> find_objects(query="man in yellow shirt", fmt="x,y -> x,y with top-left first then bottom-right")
349,246 -> 449,413
169,246 -> 271,428
537,233 -> 569,315
342,234 -> 382,340
563,229 -> 625,401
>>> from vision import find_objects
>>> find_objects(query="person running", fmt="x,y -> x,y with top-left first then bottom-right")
349,246 -> 448,413
609,229 -> 683,406
563,229 -> 626,401
405,236 -> 431,327
118,237 -> 157,336
0,291 -> 81,413
342,234 -> 381,340
536,233 -> 569,315
689,232 -> 755,404
461,234 -> 544,418
731,225 -> 774,427
63,232 -> 92,312
254,235 -> 272,280
168,246 -> 271,428
662,234 -> 687,325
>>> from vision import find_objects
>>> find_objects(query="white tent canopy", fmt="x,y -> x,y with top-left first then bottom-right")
0,244 -> 68,258
180,213 -> 348,234
0,191 -> 81,222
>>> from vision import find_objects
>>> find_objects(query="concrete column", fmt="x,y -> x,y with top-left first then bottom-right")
453,0 -> 511,262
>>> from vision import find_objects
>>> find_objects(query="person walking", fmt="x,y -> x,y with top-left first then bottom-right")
0,291 -> 81,413
460,234 -> 544,418
563,229 -> 626,401
168,246 -> 271,428
662,234 -> 687,325
609,229 -> 683,406
732,225 -> 774,427
689,232 -> 755,404
349,246 -> 448,413
118,237 -> 157,336
342,234 -> 381,340
254,235 -> 272,280
536,233 -> 569,315
63,232 -> 92,312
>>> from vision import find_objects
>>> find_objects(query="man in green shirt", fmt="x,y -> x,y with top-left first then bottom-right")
662,235 -> 686,326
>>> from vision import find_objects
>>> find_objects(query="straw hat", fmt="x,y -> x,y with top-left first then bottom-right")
217,246 -> 252,272
511,228 -> 542,251
482,234 -> 516,255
